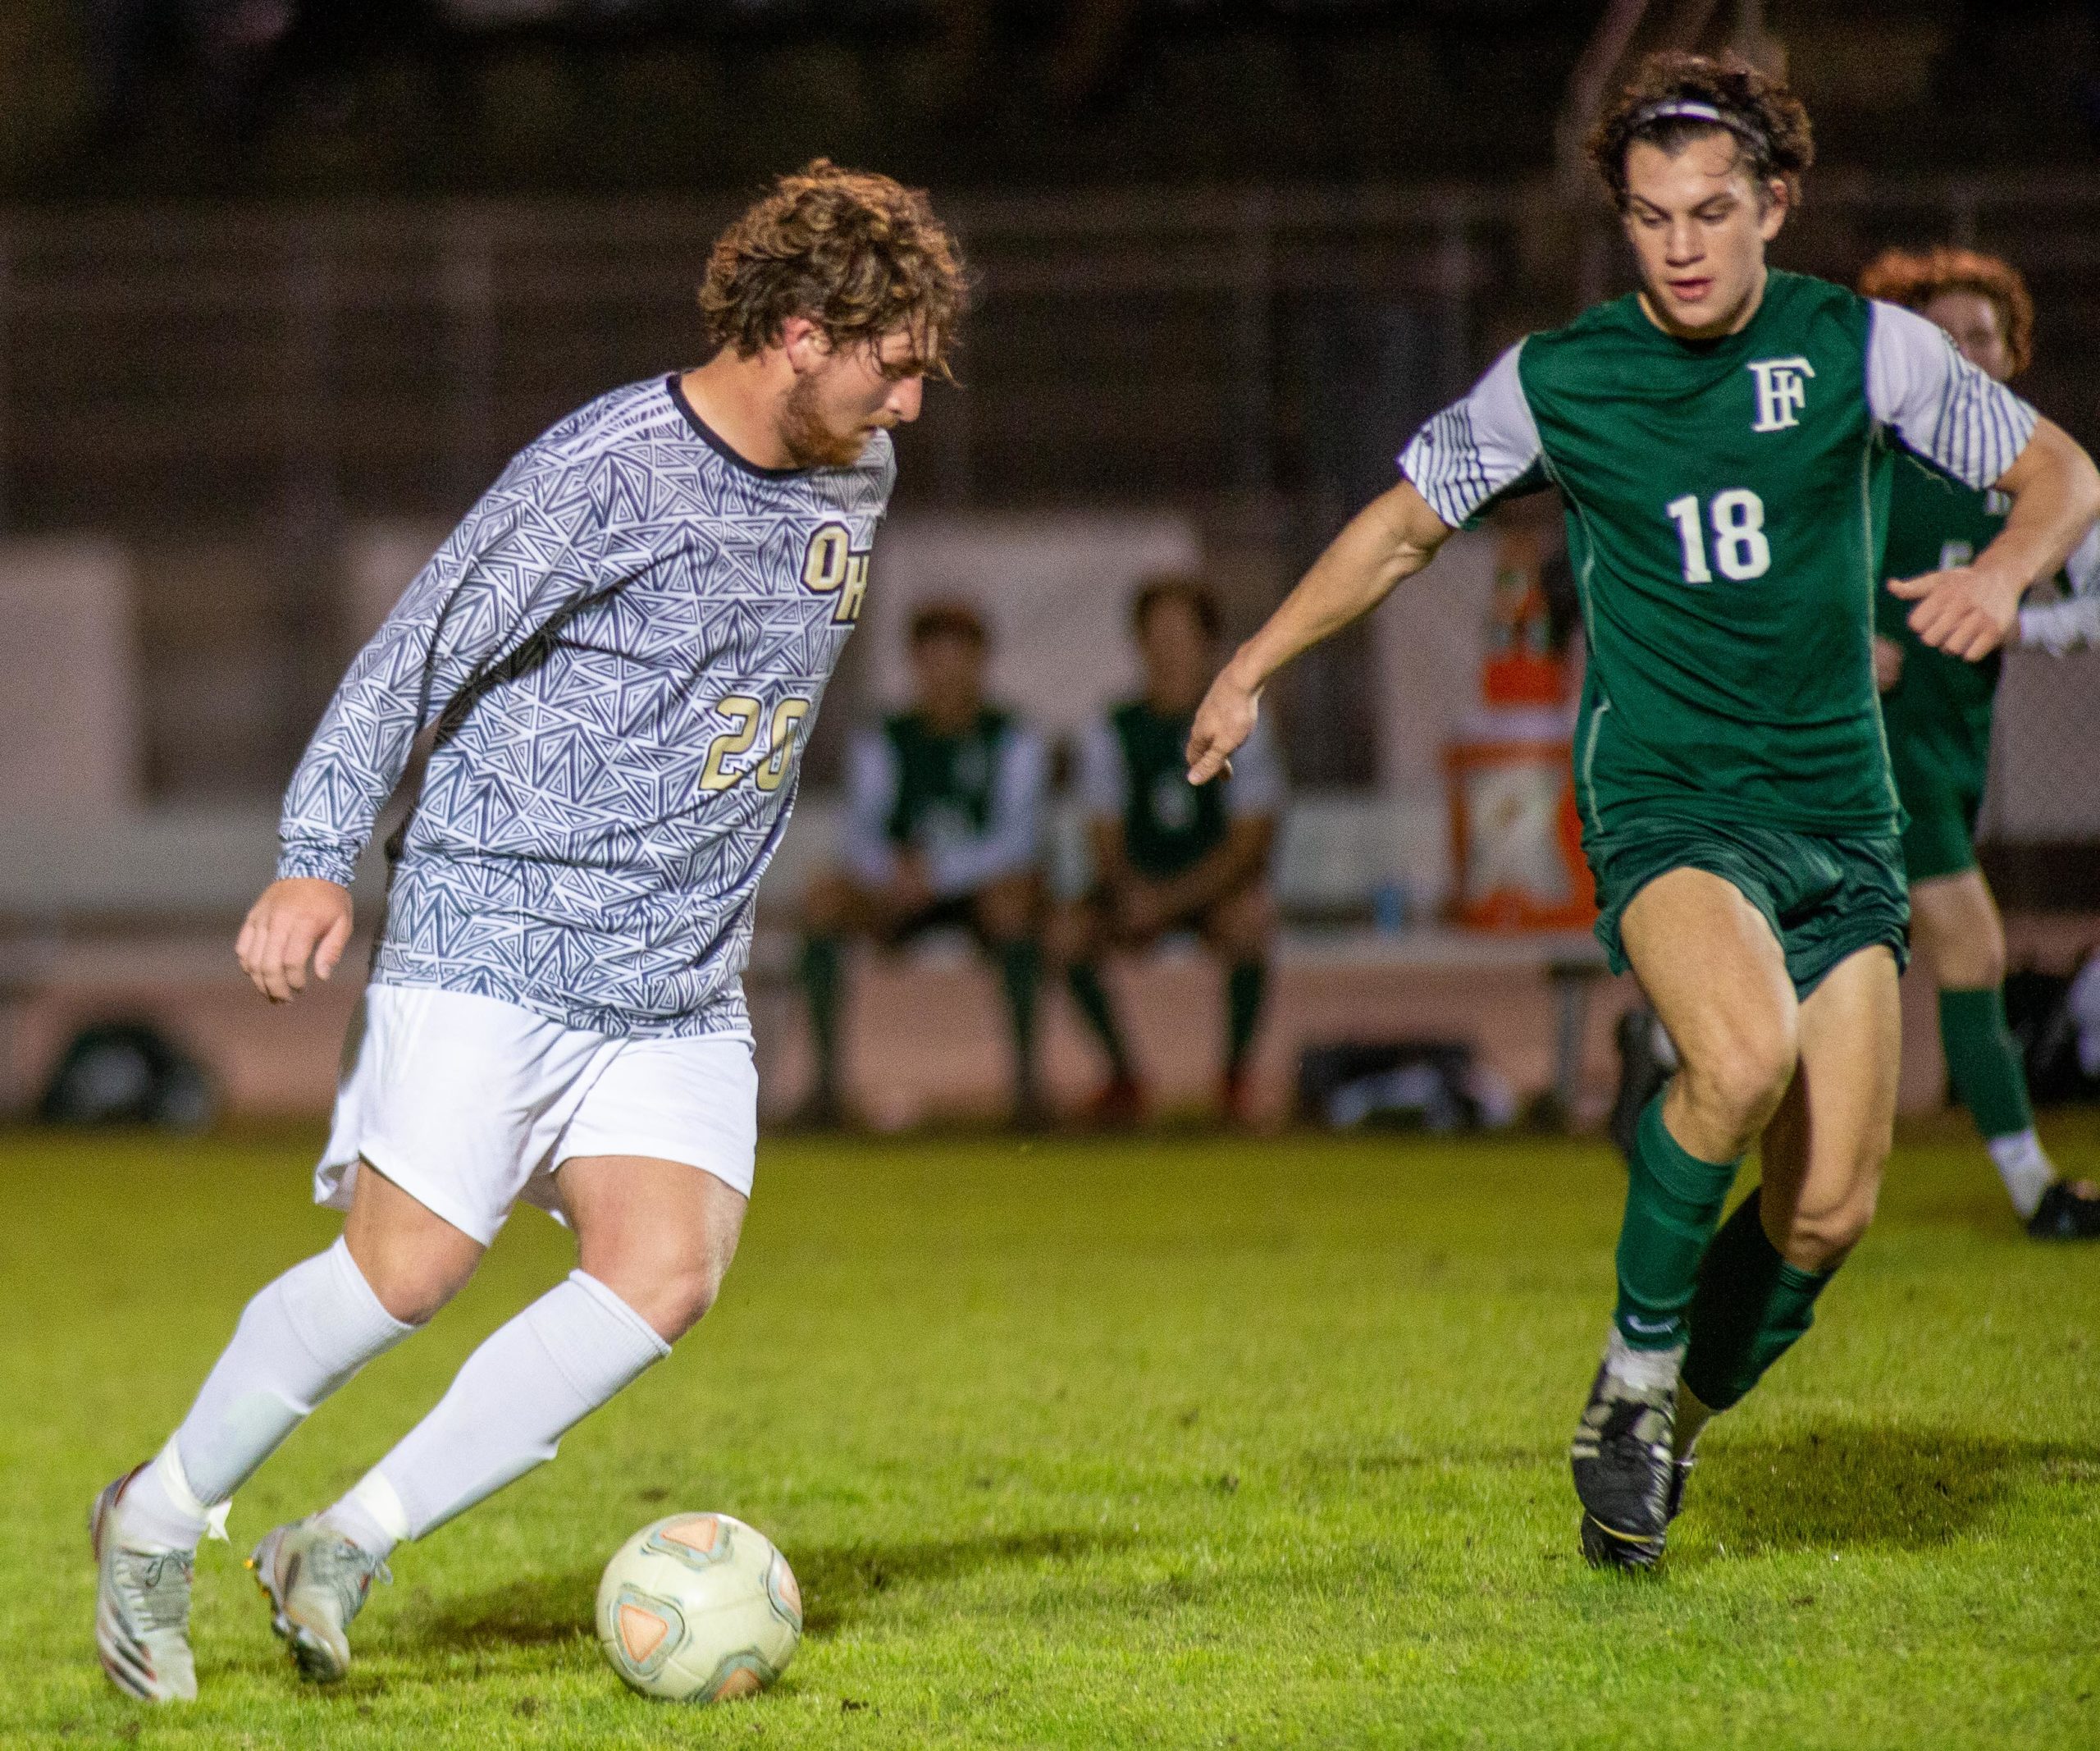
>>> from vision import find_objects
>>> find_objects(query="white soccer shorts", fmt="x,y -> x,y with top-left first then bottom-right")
316,983 -> 758,1246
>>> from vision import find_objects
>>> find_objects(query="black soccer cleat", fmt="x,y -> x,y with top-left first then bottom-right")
2027,1179 -> 2100,1241
1570,1360 -> 1675,1571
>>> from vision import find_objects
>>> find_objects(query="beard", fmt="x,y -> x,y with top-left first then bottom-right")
779,374 -> 874,469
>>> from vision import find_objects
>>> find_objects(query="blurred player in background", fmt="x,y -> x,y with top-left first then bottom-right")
1859,245 -> 2100,1240
1186,54 -> 2100,1570
798,601 -> 1048,1127
1058,575 -> 1285,1127
89,162 -> 964,1703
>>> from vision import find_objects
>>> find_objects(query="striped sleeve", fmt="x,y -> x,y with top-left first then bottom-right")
1397,344 -> 1545,529
1865,300 -> 2038,489
276,440 -> 609,885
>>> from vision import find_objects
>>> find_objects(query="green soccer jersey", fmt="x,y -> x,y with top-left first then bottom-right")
1400,269 -> 2038,841
1876,450 -> 2006,771
842,707 -> 1048,898
881,707 -> 1011,845
1079,700 -> 1286,880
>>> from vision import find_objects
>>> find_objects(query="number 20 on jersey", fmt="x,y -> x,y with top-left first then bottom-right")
701,696 -> 810,793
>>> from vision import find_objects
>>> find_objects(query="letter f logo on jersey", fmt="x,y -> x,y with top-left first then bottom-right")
1746,357 -> 1815,432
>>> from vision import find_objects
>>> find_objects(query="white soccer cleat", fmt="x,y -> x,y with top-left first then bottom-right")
90,1466 -> 199,1703
247,1518 -> 390,1684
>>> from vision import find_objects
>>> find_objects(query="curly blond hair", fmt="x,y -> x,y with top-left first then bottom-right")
699,160 -> 967,377
1586,50 -> 1814,211
1859,245 -> 2034,377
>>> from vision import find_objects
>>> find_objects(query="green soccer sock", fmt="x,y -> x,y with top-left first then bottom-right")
997,939 -> 1043,1103
1614,1094 -> 1742,1351
1065,962 -> 1132,1079
1226,959 -> 1268,1076
1938,985 -> 2035,1141
1681,1187 -> 1834,1412
799,935 -> 844,1103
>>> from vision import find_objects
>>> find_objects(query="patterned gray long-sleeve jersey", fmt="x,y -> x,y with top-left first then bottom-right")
278,375 -> 892,1037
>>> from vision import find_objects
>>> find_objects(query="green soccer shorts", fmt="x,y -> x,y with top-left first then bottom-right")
1888,738 -> 1985,885
1589,814 -> 1911,1001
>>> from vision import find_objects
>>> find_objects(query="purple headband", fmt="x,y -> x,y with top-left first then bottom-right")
1626,96 -> 1770,157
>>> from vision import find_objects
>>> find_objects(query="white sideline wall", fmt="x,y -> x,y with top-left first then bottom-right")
0,516 -> 2083,929
861,511 -> 1202,735
0,538 -> 139,819
1367,527 -> 1501,908
1983,648 -> 2100,840
345,520 -> 454,646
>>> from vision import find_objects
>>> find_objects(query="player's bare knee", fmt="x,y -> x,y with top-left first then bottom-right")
1954,926 -> 2006,990
1208,885 -> 1276,958
637,1258 -> 726,1342
343,1159 -> 486,1322
1048,902 -> 1103,962
1774,1127 -> 1887,1266
581,1218 -> 733,1342
1678,1028 -> 1795,1141
975,876 -> 1039,944
1783,1186 -> 1879,1269
362,1255 -> 472,1327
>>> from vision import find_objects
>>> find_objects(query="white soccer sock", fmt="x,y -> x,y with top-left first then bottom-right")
336,1271 -> 669,1558
1988,1127 -> 2055,1220
116,1436 -> 224,1555
322,1470 -> 412,1558
1604,1327 -> 1684,1397
120,1238 -> 414,1551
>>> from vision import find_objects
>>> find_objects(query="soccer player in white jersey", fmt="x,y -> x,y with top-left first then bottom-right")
89,162 -> 965,1702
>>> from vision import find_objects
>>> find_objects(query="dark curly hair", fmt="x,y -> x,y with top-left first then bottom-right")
909,600 -> 988,647
699,159 -> 968,378
1586,51 -> 1814,212
1859,245 -> 2034,377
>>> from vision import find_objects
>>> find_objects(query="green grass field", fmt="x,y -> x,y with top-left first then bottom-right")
4,1119 -> 2098,1749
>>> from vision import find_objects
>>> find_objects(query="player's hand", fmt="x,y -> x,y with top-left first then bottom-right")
1871,634 -> 1904,693
1186,668 -> 1260,786
236,878 -> 354,1004
1888,565 -> 2023,662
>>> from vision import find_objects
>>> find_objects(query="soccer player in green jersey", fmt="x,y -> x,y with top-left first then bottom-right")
801,601 -> 1049,1125
1859,245 -> 2100,1241
1057,575 -> 1285,1127
1186,51 -> 2100,1569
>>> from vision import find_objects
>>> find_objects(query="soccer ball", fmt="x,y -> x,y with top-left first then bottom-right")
596,1512 -> 802,1703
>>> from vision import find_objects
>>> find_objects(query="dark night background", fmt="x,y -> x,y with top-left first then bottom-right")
7,2 -> 2099,202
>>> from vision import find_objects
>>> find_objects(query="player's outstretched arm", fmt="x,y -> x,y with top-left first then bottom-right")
236,877 -> 354,1004
1890,416 -> 2100,661
1186,478 -> 1454,783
